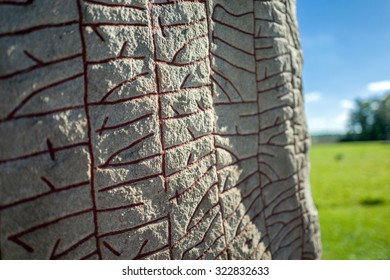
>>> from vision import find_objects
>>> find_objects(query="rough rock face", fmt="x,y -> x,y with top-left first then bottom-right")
0,0 -> 321,259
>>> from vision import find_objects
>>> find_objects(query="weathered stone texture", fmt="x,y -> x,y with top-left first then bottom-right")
0,0 -> 320,259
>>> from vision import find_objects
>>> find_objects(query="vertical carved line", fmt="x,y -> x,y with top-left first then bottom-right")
205,0 -> 229,259
76,0 -> 102,259
253,0 -> 271,258
167,212 -> 173,259
146,0 -> 171,259
147,1 -> 166,192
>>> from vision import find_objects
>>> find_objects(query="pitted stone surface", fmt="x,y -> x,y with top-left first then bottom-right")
0,0 -> 320,259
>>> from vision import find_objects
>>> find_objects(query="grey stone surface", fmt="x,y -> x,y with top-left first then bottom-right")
0,0 -> 321,259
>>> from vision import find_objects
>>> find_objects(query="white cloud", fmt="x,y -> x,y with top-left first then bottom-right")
307,109 -> 350,134
335,111 -> 349,125
340,99 -> 355,110
305,91 -> 321,103
367,80 -> 390,93
307,118 -> 328,133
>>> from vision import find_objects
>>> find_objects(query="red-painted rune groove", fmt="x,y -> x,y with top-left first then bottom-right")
76,0 -> 102,259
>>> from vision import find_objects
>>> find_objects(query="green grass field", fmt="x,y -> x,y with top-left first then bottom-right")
309,141 -> 390,259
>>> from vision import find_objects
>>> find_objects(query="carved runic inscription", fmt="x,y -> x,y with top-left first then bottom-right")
0,0 -> 320,259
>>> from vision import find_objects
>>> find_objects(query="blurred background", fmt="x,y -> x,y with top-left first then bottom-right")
297,0 -> 390,259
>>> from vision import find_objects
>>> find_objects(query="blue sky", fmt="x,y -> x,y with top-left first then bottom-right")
297,0 -> 390,134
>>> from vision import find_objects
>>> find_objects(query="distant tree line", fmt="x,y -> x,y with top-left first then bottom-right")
342,92 -> 390,141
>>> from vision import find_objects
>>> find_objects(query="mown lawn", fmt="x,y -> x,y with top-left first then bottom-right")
309,141 -> 390,259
